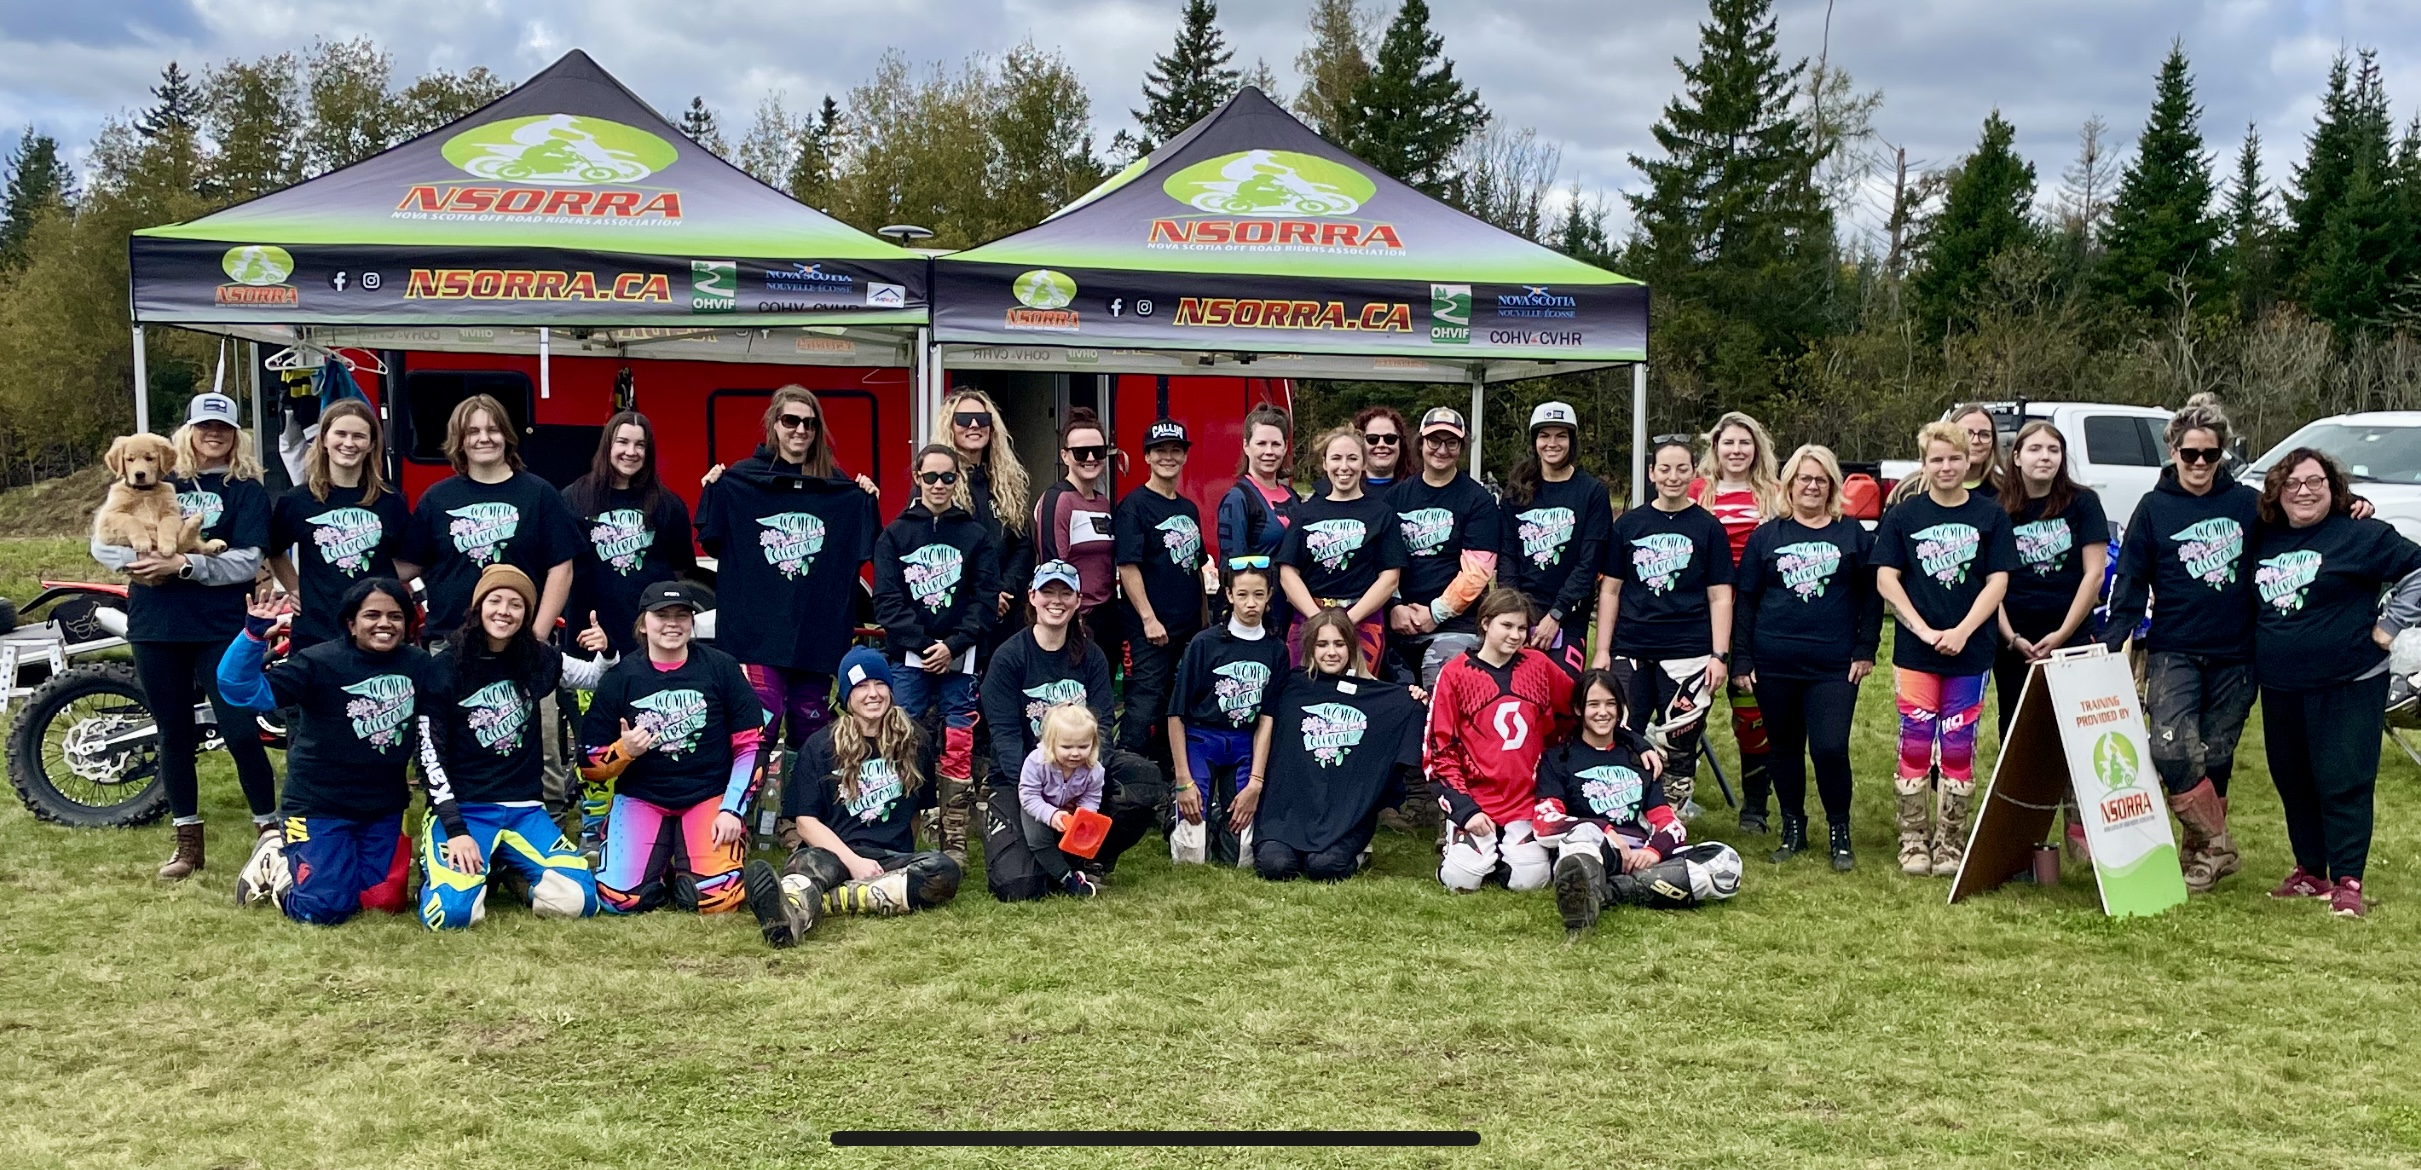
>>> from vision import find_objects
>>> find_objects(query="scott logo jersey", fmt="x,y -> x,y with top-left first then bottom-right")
1423,649 -> 1574,824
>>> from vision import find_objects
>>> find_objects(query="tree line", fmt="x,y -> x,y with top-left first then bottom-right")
1,0 -> 2416,489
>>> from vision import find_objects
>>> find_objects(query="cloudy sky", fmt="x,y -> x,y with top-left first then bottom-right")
4,0 -> 2418,240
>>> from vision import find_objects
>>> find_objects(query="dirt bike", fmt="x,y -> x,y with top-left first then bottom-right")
3,582 -> 287,828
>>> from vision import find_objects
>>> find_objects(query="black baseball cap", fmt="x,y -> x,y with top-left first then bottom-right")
1144,419 -> 1190,449
639,581 -> 713,613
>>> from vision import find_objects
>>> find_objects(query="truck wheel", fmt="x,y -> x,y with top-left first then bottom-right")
7,663 -> 169,827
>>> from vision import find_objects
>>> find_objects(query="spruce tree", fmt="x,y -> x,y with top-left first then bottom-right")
2097,43 -> 2225,316
138,62 -> 202,139
0,127 -> 71,269
2286,52 -> 2372,277
2298,56 -> 2400,329
680,96 -> 727,157
1129,0 -> 1240,155
2223,124 -> 2279,322
788,96 -> 842,209
1336,0 -> 1486,197
1911,111 -> 2038,338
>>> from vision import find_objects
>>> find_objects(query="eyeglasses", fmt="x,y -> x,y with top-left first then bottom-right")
919,470 -> 960,486
1423,433 -> 1464,447
2283,475 -> 2331,494
1964,429 -> 1997,443
2175,447 -> 2224,464
1361,432 -> 1400,447
952,412 -> 993,429
776,413 -> 819,432
1792,474 -> 1832,487
1226,554 -> 1271,570
1065,445 -> 1108,463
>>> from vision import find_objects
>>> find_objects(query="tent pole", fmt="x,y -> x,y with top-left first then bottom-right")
538,327 -> 552,399
131,326 -> 150,434
1630,361 -> 1648,507
914,326 -> 932,447
1468,368 -> 1485,478
247,340 -> 263,452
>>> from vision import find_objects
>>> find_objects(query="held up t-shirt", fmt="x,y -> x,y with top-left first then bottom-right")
1278,492 -> 1409,604
1114,486 -> 1208,636
270,485 -> 408,648
129,471 -> 273,644
579,646 -> 764,809
1253,671 -> 1424,857
1605,503 -> 1733,659
2002,489 -> 2108,640
1871,492 -> 2018,676
1388,472 -> 1504,633
400,471 -> 580,637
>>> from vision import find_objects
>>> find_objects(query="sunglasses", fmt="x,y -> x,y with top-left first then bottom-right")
2175,447 -> 2224,464
919,470 -> 960,486
1651,432 -> 1694,445
1065,445 -> 1108,463
775,413 -> 819,432
953,412 -> 993,429
1361,432 -> 1400,447
1226,554 -> 1271,570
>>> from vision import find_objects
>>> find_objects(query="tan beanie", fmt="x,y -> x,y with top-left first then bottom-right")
471,563 -> 539,616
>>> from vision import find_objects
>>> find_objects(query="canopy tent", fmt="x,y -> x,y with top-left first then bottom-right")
128,50 -> 932,430
930,86 -> 1648,481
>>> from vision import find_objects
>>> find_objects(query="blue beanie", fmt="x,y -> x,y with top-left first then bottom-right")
838,646 -> 893,699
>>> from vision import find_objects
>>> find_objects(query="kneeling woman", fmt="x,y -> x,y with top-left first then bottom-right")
1247,608 -> 1425,881
745,648 -> 962,947
579,581 -> 767,916
419,565 -> 614,929
1429,588 -> 1574,893
1537,670 -> 1740,933
218,578 -> 445,925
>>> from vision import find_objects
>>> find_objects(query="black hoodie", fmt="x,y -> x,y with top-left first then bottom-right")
695,445 -> 879,675
2102,468 -> 2259,660
872,499 -> 999,663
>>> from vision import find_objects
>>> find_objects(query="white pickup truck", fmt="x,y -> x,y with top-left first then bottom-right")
1879,401 -> 2174,537
2244,412 -> 2421,543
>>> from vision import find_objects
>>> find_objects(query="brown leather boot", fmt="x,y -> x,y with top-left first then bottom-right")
935,775 -> 973,869
2170,779 -> 2240,894
157,822 -> 205,881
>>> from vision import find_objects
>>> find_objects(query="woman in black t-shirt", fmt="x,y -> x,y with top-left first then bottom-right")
1872,421 -> 2016,880
1278,426 -> 1407,676
1591,437 -> 1733,814
266,398 -> 407,651
562,411 -> 697,657
1989,422 -> 2108,740
92,394 -> 279,883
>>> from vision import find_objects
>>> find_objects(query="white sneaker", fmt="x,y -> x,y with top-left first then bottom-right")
234,832 -> 291,909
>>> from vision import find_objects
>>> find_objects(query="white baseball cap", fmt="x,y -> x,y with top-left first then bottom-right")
1529,401 -> 1579,434
186,393 -> 240,428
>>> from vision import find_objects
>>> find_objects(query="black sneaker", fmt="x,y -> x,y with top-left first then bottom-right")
1061,871 -> 1101,898
1552,851 -> 1605,936
1828,823 -> 1855,872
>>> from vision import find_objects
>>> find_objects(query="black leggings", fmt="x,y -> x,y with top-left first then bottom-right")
2262,674 -> 2389,882
132,640 -> 277,822
1758,674 -> 1857,826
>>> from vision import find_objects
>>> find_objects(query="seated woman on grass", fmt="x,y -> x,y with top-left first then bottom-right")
219,577 -> 443,926
743,647 -> 963,948
1248,608 -> 1425,882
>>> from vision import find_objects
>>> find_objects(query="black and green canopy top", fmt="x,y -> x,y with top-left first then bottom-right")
131,49 -> 927,340
934,87 -> 1645,382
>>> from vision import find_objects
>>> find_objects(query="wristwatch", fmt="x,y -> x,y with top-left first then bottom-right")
176,558 -> 196,581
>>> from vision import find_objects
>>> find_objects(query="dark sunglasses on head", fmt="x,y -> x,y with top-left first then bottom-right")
1226,554 -> 1271,570
953,411 -> 993,429
776,412 -> 819,431
2175,447 -> 2224,464
919,470 -> 960,486
1362,432 -> 1400,446
1066,444 -> 1109,463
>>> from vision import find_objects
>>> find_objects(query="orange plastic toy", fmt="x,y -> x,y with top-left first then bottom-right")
1058,808 -> 1112,859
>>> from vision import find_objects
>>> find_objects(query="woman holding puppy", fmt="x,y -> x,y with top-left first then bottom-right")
91,393 -> 278,882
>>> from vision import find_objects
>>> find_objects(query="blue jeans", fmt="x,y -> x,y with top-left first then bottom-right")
889,661 -> 979,732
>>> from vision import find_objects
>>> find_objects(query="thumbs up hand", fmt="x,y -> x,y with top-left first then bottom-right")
577,610 -> 610,654
617,717 -> 657,758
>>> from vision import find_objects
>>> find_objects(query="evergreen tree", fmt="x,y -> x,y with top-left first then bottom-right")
2097,43 -> 2225,317
138,63 -> 202,140
2286,52 -> 2381,279
0,128 -> 72,269
1625,0 -> 1833,395
1292,0 -> 1372,138
2223,123 -> 2279,322
1128,0 -> 1240,155
2295,54 -> 2402,330
1911,111 -> 2038,337
1336,0 -> 1487,197
787,96 -> 842,210
680,96 -> 727,157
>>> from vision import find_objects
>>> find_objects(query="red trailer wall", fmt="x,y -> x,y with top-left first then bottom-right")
1108,374 -> 1290,563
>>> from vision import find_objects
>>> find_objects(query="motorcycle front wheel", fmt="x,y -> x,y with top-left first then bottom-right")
7,663 -> 170,827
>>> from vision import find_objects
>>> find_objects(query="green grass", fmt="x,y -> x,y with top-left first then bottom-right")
2,586 -> 2418,1167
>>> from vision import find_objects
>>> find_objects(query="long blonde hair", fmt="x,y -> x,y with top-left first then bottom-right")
171,422 -> 264,482
1778,444 -> 1845,522
947,389 -> 1029,536
304,399 -> 391,506
1692,411 -> 1784,518
831,702 -> 927,802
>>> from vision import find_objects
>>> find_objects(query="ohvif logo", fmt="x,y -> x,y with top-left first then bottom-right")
692,260 -> 737,312
1430,284 -> 1471,345
218,245 -> 299,306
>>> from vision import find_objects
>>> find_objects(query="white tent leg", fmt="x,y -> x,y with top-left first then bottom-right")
1630,361 -> 1648,507
247,340 -> 263,456
538,327 -> 552,399
131,326 -> 150,434
914,326 -> 933,447
1468,368 -> 1485,478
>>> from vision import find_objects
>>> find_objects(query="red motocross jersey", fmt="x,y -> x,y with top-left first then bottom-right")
1424,648 -> 1575,825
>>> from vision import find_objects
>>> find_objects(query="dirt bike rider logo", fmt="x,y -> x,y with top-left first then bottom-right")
1168,150 -> 1370,217
450,114 -> 665,185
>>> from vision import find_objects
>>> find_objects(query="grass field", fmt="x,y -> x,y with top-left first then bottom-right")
1,534 -> 2418,1168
